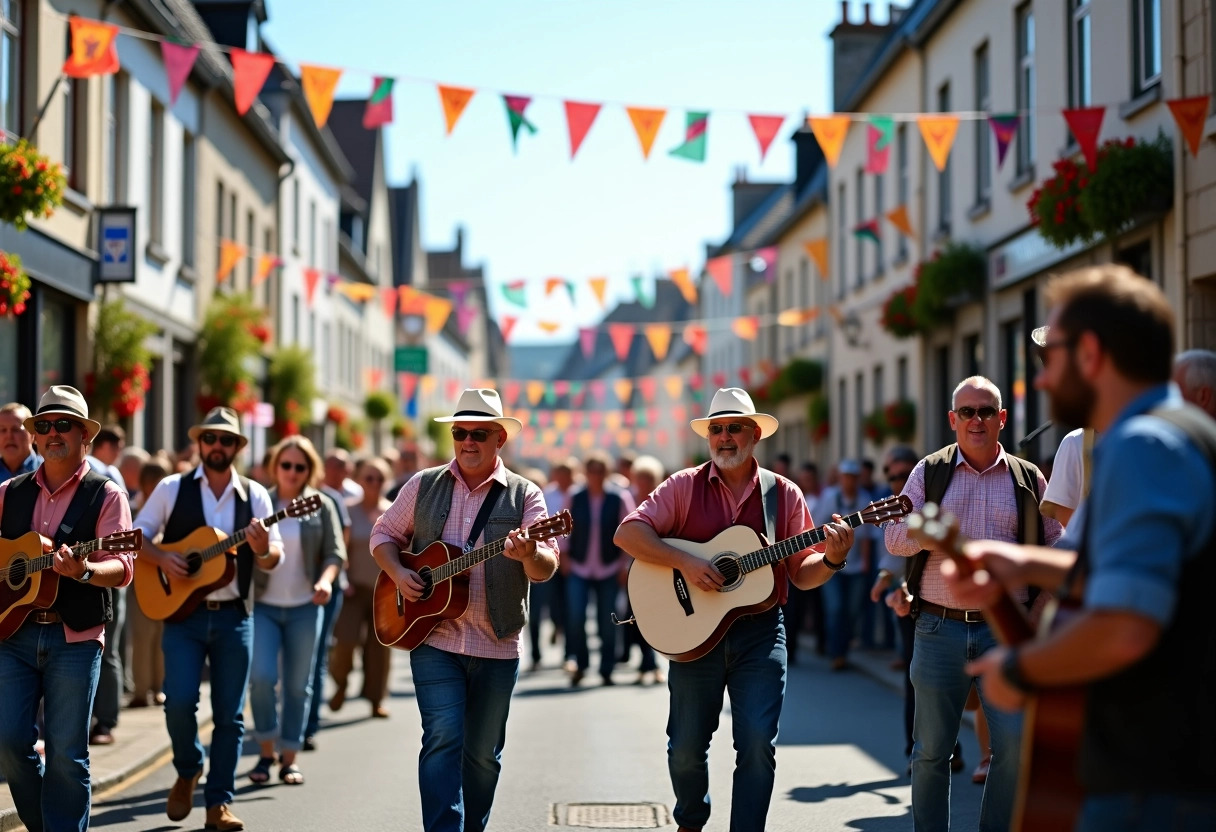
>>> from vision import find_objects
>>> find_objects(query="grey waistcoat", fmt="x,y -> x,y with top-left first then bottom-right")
412,465 -> 531,640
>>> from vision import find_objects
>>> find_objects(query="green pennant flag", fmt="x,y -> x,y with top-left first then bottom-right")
502,280 -> 527,307
852,219 -> 881,244
543,383 -> 557,406
631,275 -> 654,308
503,95 -> 537,152
669,111 -> 709,162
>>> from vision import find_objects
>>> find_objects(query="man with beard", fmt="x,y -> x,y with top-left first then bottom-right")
615,388 -> 855,832
0,402 -> 42,483
884,376 -> 1062,832
135,407 -> 282,831
946,266 -> 1216,832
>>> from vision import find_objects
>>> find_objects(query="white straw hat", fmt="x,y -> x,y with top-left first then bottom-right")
433,388 -> 522,438
689,388 -> 778,439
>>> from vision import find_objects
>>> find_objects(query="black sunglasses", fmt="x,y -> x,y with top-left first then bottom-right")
451,427 -> 499,443
279,461 -> 308,474
707,423 -> 750,436
199,432 -> 239,448
887,470 -> 913,482
32,418 -> 79,435
953,406 -> 999,421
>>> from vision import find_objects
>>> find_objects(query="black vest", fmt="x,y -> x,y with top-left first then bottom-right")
0,469 -> 113,631
1069,405 -> 1216,795
568,487 -> 623,567
162,470 -> 255,614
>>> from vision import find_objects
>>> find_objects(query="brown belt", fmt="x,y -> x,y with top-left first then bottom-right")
917,600 -> 984,624
30,610 -> 62,625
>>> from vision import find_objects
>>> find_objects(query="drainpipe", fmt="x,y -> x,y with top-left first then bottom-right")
1173,0 -> 1188,346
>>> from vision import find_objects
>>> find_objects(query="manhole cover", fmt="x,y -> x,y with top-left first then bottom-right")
550,802 -> 671,828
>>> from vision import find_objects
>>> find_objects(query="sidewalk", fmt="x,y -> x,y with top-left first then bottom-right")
0,685 -> 213,832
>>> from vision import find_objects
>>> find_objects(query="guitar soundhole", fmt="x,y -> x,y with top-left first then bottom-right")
185,552 -> 203,577
417,566 -> 434,602
711,554 -> 743,591
6,557 -> 28,589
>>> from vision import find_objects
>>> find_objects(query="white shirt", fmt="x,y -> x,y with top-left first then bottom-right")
339,477 -> 363,502
257,513 -> 315,607
1042,428 -> 1086,513
814,486 -> 873,574
135,466 -> 282,601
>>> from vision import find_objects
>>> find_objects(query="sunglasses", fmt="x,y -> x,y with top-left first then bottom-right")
707,423 -> 751,436
953,406 -> 999,421
279,461 -> 308,474
32,418 -> 79,435
451,427 -> 499,443
1036,337 -> 1076,369
199,432 -> 239,448
887,470 -> 913,482
361,474 -> 385,483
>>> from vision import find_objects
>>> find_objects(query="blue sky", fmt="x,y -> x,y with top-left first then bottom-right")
264,1 -> 891,342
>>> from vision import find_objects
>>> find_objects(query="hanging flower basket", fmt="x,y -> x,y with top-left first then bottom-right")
326,405 -> 348,426
880,283 -> 920,339
86,300 -> 158,421
0,141 -> 66,230
863,409 -> 888,443
912,243 -> 986,327
808,393 -> 830,444
268,346 -> 316,439
0,250 -> 31,317
884,400 -> 917,442
197,293 -> 268,416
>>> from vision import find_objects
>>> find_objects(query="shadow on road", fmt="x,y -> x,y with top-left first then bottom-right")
786,778 -> 904,805
845,806 -> 915,831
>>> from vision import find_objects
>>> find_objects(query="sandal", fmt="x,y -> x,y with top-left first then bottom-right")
249,755 -> 275,785
279,763 -> 304,785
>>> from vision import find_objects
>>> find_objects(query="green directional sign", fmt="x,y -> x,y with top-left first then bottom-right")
394,345 -> 429,374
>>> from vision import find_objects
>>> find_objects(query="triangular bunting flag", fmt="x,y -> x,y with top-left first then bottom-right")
747,114 -> 785,162
644,325 -> 671,361
626,106 -> 667,160
808,115 -> 850,168
712,371 -> 727,388
303,268 -> 321,306
669,111 -> 708,162
590,380 -> 607,404
63,16 -> 120,78
732,316 -> 760,341
683,324 -> 708,356
739,367 -> 752,387
338,282 -> 378,303
631,276 -> 653,308
253,253 -> 281,285
420,376 -> 438,396
500,315 -> 518,343
885,205 -> 915,239
803,238 -> 829,278
299,64 -> 343,128
364,77 -> 395,129
399,373 -> 419,402
755,247 -> 778,280
608,324 -> 634,361
544,277 -> 566,298
866,115 -> 894,174
438,85 -> 475,135
853,220 -> 881,244
587,276 -> 608,307
527,381 -> 546,406
553,380 -> 570,396
424,297 -> 453,334
398,286 -> 427,316
503,94 -> 537,151
564,100 -> 601,160
161,42 -> 199,105
216,241 -> 245,283
988,114 -> 1019,169
456,304 -> 476,335
230,49 -> 275,115
917,115 -> 960,172
579,327 -> 597,358
777,308 -> 818,326
1062,107 -> 1106,170
1167,96 -> 1210,157
381,287 -> 398,319
667,268 -> 698,304
537,321 -> 562,334
501,280 -> 527,307
503,381 -> 521,406
665,375 -> 683,400
445,378 -> 461,400
614,379 -> 633,405
543,383 -> 557,406
706,256 -> 732,297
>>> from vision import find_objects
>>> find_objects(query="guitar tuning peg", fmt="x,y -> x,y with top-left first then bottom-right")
923,503 -> 939,520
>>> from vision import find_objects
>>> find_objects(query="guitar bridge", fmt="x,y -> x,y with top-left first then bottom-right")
672,570 -> 695,617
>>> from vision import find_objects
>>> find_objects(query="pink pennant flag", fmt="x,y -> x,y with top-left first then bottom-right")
638,377 -> 658,403
447,280 -> 470,308
589,411 -> 603,430
706,256 -> 732,297
712,371 -> 727,388
161,42 -> 200,106
455,304 -> 476,336
445,378 -> 461,400
739,367 -> 752,387
503,381 -> 521,406
747,114 -> 785,162
590,380 -> 607,404
381,287 -> 397,319
398,373 -> 419,402
500,315 -> 518,343
579,327 -> 597,358
553,380 -> 570,396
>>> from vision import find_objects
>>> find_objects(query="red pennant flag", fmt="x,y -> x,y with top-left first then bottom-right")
683,324 -> 708,356
647,407 -> 659,426
500,315 -> 518,343
161,42 -> 199,105
590,411 -> 603,430
712,371 -> 727,388
230,49 -> 275,116
564,100 -> 601,160
1167,96 -> 1210,157
706,256 -> 732,297
399,373 -> 419,402
364,77 -> 395,129
747,114 -> 785,162
739,367 -> 753,387
381,287 -> 397,319
579,327 -> 597,358
1063,107 -> 1106,170
445,378 -> 461,400
503,381 -> 521,406
63,17 -> 120,78
638,377 -> 658,403
303,268 -> 321,306
553,380 -> 570,396
624,409 -> 636,427
590,380 -> 607,404
673,404 -> 688,421
608,324 -> 634,361
689,374 -> 702,390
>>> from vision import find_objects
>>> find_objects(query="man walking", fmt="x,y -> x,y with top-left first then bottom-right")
0,402 -> 41,483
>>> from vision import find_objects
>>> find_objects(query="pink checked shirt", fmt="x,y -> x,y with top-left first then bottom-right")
0,461 -> 134,645
369,457 -> 556,660
885,445 -> 1062,609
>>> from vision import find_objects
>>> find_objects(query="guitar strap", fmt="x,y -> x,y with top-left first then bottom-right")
465,482 -> 506,553
53,471 -> 109,547
758,468 -> 778,544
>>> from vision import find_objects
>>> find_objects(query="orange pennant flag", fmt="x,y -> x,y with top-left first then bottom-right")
537,321 -> 562,334
420,375 -> 438,396
667,267 -> 698,305
885,205 -> 916,239
606,411 -> 623,431
253,254 -> 281,285
626,106 -> 667,159
526,381 -> 545,406
1167,96 -> 1211,157
664,375 -> 684,400
777,308 -> 819,326
732,316 -> 760,341
614,379 -> 633,405
587,276 -> 609,307
918,115 -> 961,172
338,282 -> 378,303
683,324 -> 708,355
544,277 -> 566,297
424,297 -> 453,334
63,16 -> 120,78
803,238 -> 829,279
608,324 -> 635,361
299,64 -> 343,128
438,85 -> 475,135
303,268 -> 321,306
216,241 -> 245,283
808,115 -> 851,168
398,286 -> 428,316
706,256 -> 732,297
644,325 -> 671,361
554,410 -> 572,431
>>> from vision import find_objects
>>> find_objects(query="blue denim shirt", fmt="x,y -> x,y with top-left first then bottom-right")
0,451 -> 41,484
1059,384 -> 1216,626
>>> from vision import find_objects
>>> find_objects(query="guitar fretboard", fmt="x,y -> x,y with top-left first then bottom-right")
0,537 -> 106,579
194,504 -> 296,565
735,509 -> 869,575
430,537 -> 514,584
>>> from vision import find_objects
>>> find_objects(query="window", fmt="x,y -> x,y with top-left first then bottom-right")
1069,0 -> 1092,111
148,101 -> 164,245
873,365 -> 885,411
63,75 -> 87,192
291,179 -> 300,254
838,377 -> 847,459
181,133 -> 196,268
1002,320 -> 1027,447
896,125 -> 908,261
1,0 -> 21,139
228,191 -> 237,240
1133,0 -> 1161,94
245,210 -> 254,288
897,355 -> 908,401
837,183 -> 846,300
105,73 -> 127,204
855,371 -> 865,456
214,181 -> 225,256
309,200 -> 317,268
40,295 -> 74,396
1016,4 -> 1036,175
799,258 -> 811,345
874,171 -> 885,276
854,168 -> 865,287
974,43 -> 991,206
937,83 -> 952,234
964,332 -> 983,376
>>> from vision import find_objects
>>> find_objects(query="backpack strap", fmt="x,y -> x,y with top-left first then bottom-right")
758,467 -> 778,544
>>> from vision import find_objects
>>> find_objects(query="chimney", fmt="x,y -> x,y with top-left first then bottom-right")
792,125 -> 825,194
829,2 -> 902,110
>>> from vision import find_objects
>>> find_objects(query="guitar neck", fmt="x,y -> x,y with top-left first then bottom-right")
26,537 -> 104,573
740,509 -> 872,574
430,537 -> 509,584
937,547 -> 1036,645
197,507 -> 291,565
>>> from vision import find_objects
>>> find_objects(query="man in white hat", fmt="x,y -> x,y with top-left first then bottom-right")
0,385 -> 134,832
615,388 -> 855,832
135,406 -> 282,831
371,388 -> 559,832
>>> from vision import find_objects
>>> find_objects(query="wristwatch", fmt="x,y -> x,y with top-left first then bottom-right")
1000,648 -> 1034,693
821,553 -> 847,572
79,568 -> 95,584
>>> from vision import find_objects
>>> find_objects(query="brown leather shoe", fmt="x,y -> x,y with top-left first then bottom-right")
166,769 -> 202,821
204,803 -> 245,831
371,705 -> 390,719
89,727 -> 115,746
328,689 -> 345,712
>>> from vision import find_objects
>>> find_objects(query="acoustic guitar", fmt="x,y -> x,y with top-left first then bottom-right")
134,494 -> 321,622
906,503 -> 1085,832
0,529 -> 143,640
373,510 -> 573,650
627,495 -> 912,662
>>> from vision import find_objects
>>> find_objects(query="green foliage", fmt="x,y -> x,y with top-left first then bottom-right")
763,358 -> 824,403
884,400 -> 917,442
863,409 -> 888,443
881,284 -> 920,338
268,345 -> 316,437
807,393 -> 830,444
334,417 -> 367,451
197,293 -> 266,415
364,390 -> 396,423
912,243 -> 986,328
88,299 -> 158,421
0,140 -> 66,230
425,412 -> 453,459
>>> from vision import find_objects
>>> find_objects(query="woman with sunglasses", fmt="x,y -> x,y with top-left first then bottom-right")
248,436 -> 345,786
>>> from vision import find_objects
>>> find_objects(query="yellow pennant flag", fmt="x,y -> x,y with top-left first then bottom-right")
778,308 -> 819,326
587,276 -> 609,307
438,85 -> 475,135
420,375 -> 438,396
803,238 -> 829,279
614,379 -> 633,405
665,375 -> 684,400
216,240 -> 245,283
424,297 -> 453,334
542,428 -> 557,446
644,325 -> 672,361
253,254 -> 281,285
886,205 -> 916,239
606,411 -> 623,431
667,268 -> 697,305
338,282 -> 378,303
917,115 -> 961,172
808,115 -> 851,168
626,106 -> 667,159
299,64 -> 343,128
537,321 -> 562,334
544,277 -> 566,297
526,381 -> 546,406
554,410 -> 572,431
732,316 -> 760,341
579,431 -> 595,450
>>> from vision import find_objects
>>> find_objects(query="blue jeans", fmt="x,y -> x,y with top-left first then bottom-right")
667,607 -> 786,832
0,622 -> 101,832
93,588 -> 126,731
821,571 -> 866,660
565,574 -> 619,677
251,601 -> 323,752
306,588 -> 343,738
909,614 -> 1022,832
409,644 -> 519,832
162,605 -> 252,809
1077,792 -> 1216,832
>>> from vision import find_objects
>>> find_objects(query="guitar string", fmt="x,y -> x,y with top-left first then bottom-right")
428,519 -> 563,584
734,503 -> 901,575
0,537 -> 102,579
